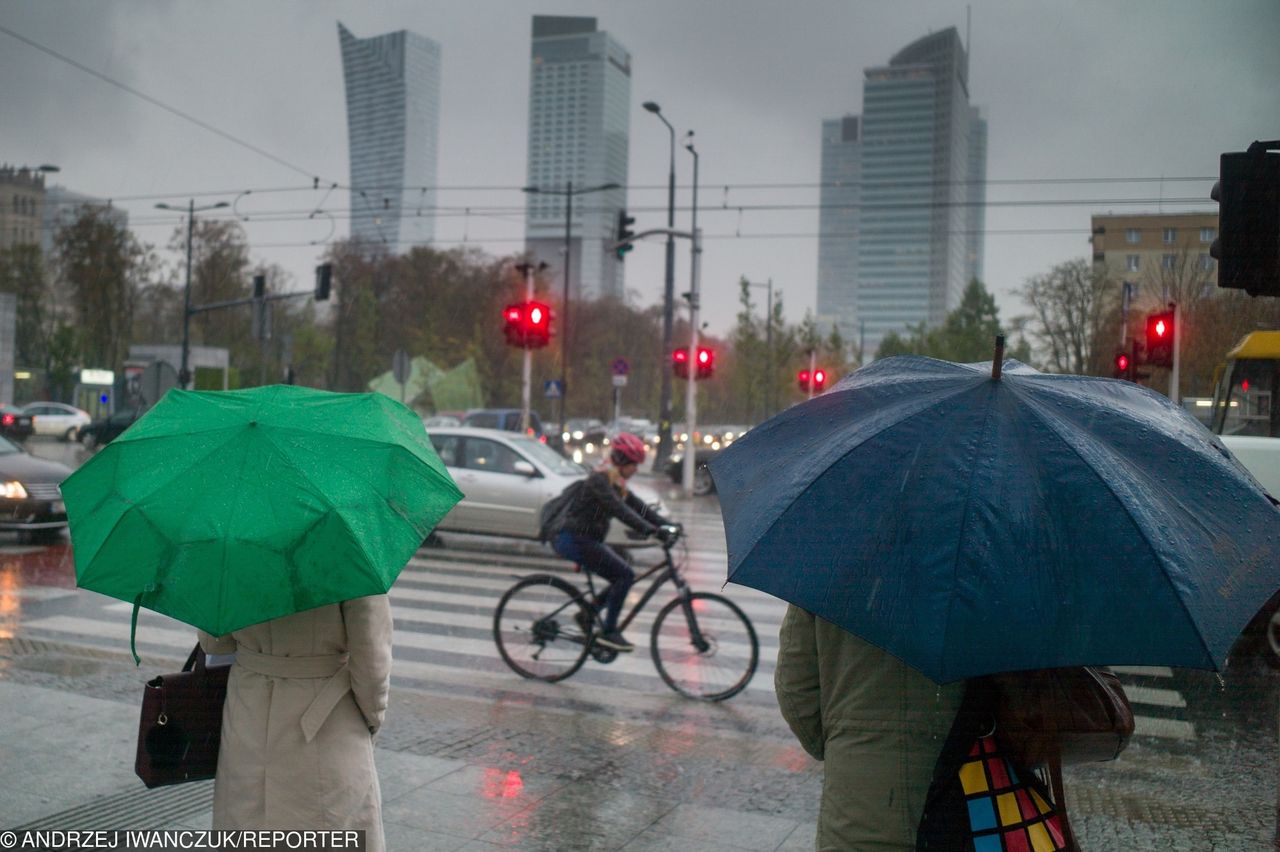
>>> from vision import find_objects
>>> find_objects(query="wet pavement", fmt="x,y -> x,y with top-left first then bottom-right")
0,449 -> 1276,848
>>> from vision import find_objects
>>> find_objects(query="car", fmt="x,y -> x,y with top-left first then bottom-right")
425,426 -> 665,547
421,413 -> 462,428
461,408 -> 547,442
0,405 -> 34,442
665,447 -> 720,496
22,401 -> 92,442
563,417 -> 607,447
0,432 -> 71,540
79,408 -> 145,450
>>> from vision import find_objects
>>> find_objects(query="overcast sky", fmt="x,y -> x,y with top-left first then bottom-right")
3,0 -> 1277,344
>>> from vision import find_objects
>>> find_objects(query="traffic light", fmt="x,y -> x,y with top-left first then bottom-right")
503,301 -> 552,348
1113,351 -> 1131,379
1145,310 -> 1175,368
694,347 -> 715,379
1212,148 -> 1280,296
798,369 -> 810,392
252,273 -> 266,299
314,263 -> 332,301
812,368 -> 827,392
615,209 -> 636,260
672,347 -> 690,379
524,300 -> 550,348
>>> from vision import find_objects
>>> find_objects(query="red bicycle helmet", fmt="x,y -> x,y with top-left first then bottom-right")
610,432 -> 647,465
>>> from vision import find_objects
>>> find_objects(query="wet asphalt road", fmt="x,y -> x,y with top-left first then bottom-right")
2,435 -> 1277,848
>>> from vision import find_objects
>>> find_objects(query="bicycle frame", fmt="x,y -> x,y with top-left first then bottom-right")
579,543 -> 712,652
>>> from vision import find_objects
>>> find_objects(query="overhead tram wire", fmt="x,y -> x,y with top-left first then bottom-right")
0,23 -> 329,185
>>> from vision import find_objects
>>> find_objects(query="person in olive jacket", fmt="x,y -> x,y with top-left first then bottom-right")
552,432 -> 675,652
775,604 -> 964,850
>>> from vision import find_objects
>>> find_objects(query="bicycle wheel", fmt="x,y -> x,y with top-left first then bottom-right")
651,592 -> 759,701
494,574 -> 592,682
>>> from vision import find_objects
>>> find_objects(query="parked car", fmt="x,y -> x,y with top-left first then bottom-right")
0,405 -> 34,442
0,433 -> 71,540
461,408 -> 547,442
421,413 -> 462,428
22,401 -> 92,441
665,448 -> 720,496
79,408 -> 145,450
425,426 -> 664,547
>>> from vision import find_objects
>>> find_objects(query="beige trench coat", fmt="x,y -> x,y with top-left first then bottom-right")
198,594 -> 392,852
775,604 -> 964,851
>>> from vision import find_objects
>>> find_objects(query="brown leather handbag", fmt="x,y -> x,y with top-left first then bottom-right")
135,644 -> 231,788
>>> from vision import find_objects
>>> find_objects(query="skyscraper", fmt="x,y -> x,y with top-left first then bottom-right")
816,117 -> 861,349
525,16 -> 631,301
338,23 -> 441,254
816,27 -> 987,355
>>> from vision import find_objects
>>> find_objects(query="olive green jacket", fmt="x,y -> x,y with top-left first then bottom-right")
775,604 -> 964,851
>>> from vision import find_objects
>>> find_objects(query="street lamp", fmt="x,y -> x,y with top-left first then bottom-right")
643,101 -> 678,469
155,199 -> 229,388
521,181 -> 619,440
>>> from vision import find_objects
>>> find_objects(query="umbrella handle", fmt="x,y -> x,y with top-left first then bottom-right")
992,335 -> 1005,380
130,593 -> 143,666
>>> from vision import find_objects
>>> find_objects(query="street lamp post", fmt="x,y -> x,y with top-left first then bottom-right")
155,199 -> 229,388
682,134 -> 701,497
643,101 -> 678,469
521,182 -> 618,442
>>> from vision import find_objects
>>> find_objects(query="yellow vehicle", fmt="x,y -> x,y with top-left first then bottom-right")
1208,330 -> 1280,667
1209,330 -> 1280,440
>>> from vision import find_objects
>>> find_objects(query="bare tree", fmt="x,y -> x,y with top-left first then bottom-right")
1015,259 -> 1117,375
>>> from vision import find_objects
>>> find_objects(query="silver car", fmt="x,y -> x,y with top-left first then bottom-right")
425,426 -> 664,547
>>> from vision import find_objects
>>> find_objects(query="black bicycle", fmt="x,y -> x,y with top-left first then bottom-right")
492,527 -> 759,701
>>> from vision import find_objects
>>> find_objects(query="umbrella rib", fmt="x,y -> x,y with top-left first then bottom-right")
937,383 -> 1002,680
1013,389 -> 1218,668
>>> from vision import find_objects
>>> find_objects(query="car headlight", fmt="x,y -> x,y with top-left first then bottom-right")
1,481 -> 28,499
572,430 -> 584,440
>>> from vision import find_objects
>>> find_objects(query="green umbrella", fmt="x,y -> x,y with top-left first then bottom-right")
62,385 -> 463,662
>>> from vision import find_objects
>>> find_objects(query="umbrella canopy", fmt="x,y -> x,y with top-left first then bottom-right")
709,356 -> 1280,683
64,385 -> 463,648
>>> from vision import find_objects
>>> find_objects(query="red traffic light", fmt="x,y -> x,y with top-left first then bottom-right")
503,300 -> 552,348
695,346 -> 714,379
812,368 -> 827,390
672,347 -> 690,379
1116,353 -> 1130,371
1145,310 -> 1175,368
797,370 -> 810,392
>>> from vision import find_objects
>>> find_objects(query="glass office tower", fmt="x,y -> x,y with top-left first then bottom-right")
525,16 -> 631,301
816,116 -> 862,352
816,27 -> 987,356
338,23 -> 441,254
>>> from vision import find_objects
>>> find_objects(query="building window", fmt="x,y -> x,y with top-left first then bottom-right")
1125,228 -> 1140,244
1163,228 -> 1177,244
1162,254 -> 1176,270
1126,255 -> 1140,272
1201,227 -> 1216,242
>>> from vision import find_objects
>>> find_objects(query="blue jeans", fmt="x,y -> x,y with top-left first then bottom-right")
553,531 -> 635,633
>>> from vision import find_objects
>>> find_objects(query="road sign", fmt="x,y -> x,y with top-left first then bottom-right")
392,349 -> 410,384
544,380 -> 564,399
611,357 -> 630,376
612,374 -> 628,388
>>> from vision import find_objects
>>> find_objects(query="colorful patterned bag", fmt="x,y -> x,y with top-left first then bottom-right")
953,734 -> 1069,851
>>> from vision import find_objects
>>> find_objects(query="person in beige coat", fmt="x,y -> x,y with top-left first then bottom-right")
775,604 -> 964,851
198,594 -> 392,852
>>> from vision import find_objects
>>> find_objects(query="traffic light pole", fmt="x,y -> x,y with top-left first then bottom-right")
521,263 -> 535,433
681,140 -> 700,497
1170,301 -> 1181,405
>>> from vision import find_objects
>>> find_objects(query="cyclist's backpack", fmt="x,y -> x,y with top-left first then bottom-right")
538,479 -> 584,543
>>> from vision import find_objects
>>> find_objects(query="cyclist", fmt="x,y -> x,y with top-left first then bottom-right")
552,432 -> 677,652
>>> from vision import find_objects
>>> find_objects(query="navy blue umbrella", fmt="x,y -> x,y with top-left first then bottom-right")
710,354 -> 1280,683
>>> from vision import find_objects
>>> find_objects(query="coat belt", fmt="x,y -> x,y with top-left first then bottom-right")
234,647 -> 352,743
